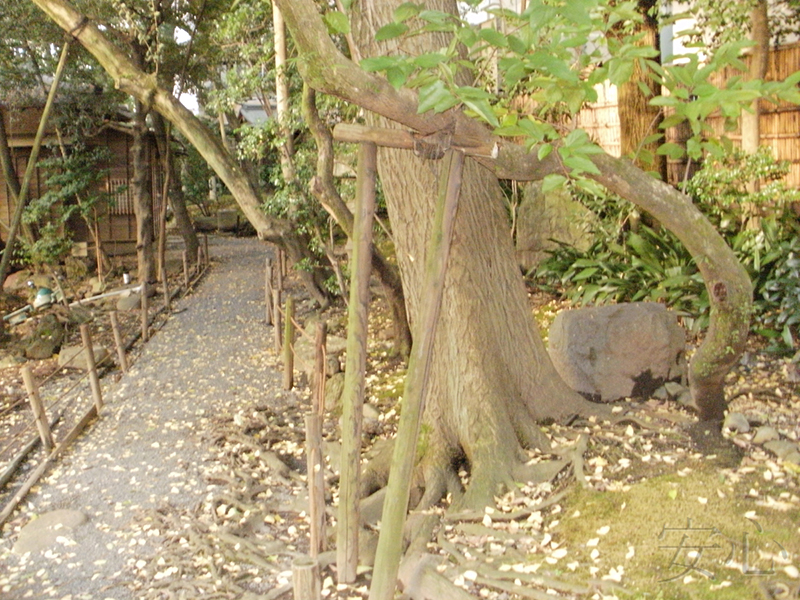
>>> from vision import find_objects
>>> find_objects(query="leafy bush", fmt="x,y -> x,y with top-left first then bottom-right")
534,148 -> 800,351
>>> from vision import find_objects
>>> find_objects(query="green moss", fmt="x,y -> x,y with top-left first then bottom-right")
551,464 -> 800,599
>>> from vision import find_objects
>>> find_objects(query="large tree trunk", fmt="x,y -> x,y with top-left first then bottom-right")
351,0 -> 594,509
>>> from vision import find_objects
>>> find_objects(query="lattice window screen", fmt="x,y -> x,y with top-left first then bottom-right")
109,179 -> 133,215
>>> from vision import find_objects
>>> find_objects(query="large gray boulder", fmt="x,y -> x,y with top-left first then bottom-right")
23,314 -> 65,360
547,302 -> 686,402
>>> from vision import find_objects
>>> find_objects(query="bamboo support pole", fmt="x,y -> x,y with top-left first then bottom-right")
266,258 -> 274,326
292,555 -> 320,600
277,249 -> 285,291
337,141 -> 377,584
163,276 -> 171,311
21,365 -> 54,451
203,234 -> 209,267
283,296 -> 295,390
305,412 -> 326,557
182,250 -> 190,288
279,247 -> 287,278
80,324 -> 104,412
369,150 -> 464,600
109,310 -> 128,373
273,289 -> 282,353
197,245 -> 203,270
141,282 -> 149,342
313,322 -> 327,415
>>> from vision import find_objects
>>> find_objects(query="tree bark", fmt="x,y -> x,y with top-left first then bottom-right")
151,113 -> 200,264
30,0 -> 330,304
130,62 -> 156,285
742,0 -> 769,156
617,1 -> 667,180
346,0 -> 595,510
274,0 -> 752,425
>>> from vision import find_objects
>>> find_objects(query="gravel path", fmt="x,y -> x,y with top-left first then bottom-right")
0,236 -> 298,599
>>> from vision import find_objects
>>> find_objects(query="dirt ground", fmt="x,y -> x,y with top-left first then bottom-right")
0,235 -> 798,600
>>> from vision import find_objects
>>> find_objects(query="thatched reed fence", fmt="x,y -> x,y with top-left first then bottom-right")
578,42 -> 800,187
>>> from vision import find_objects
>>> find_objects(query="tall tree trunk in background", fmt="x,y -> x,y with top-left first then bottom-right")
617,0 -> 666,181
152,113 -> 200,264
272,1 -> 295,183
351,0 -> 595,509
742,0 -> 769,157
130,47 -> 156,286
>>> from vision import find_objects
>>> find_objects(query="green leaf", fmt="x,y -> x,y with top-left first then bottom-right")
656,142 -> 685,160
418,9 -> 452,25
394,2 -> 421,23
412,53 -> 447,68
462,97 -> 499,127
563,155 -> 601,175
542,174 -> 567,192
479,28 -> 508,48
324,11 -> 351,35
537,143 -> 553,161
375,22 -> 408,41
360,56 -> 398,72
417,80 -> 454,114
386,66 -> 411,90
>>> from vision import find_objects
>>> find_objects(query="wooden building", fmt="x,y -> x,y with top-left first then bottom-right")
0,103 -> 163,256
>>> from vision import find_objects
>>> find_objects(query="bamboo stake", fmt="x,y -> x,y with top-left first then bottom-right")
305,412 -> 326,556
141,282 -> 149,342
337,141 -> 377,584
21,365 -> 54,451
163,275 -> 171,311
283,295 -> 295,390
203,234 -> 209,267
273,289 -> 282,353
109,310 -> 128,373
314,322 -> 327,415
266,258 -> 274,326
277,249 -> 285,291
369,150 -> 464,600
80,324 -> 104,412
182,250 -> 190,288
292,555 -> 321,600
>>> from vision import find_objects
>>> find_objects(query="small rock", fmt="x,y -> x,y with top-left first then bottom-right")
664,381 -> 688,397
58,345 -> 111,370
0,353 -> 24,369
116,293 -> 141,311
677,390 -> 697,410
23,314 -> 65,360
784,451 -> 800,466
752,426 -> 780,445
325,372 -> 345,412
764,440 -> 798,460
13,510 -> 88,555
723,412 -> 750,434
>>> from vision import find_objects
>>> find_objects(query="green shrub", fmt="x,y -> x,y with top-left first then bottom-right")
534,147 -> 800,351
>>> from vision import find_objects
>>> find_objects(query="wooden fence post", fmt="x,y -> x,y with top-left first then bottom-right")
197,246 -> 203,270
314,322 -> 327,415
283,296 -> 295,390
80,324 -> 104,412
109,310 -> 128,373
273,289 -> 282,353
21,365 -> 54,451
292,555 -> 320,600
163,275 -> 170,311
305,412 -> 326,556
265,258 -> 274,326
337,141 -> 377,583
182,250 -> 190,288
141,282 -> 149,342
276,250 -> 284,292
203,234 -> 209,267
